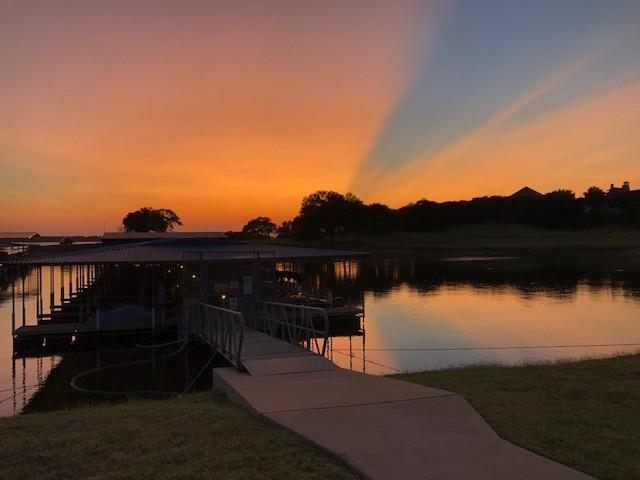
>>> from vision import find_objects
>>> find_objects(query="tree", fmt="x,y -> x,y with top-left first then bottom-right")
297,191 -> 363,242
537,190 -> 581,228
583,186 -> 607,208
241,216 -> 277,238
122,207 -> 182,232
277,220 -> 294,238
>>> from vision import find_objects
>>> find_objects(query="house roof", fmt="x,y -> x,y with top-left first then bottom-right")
510,186 -> 543,198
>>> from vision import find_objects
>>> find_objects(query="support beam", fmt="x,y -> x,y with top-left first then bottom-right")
60,265 -> 65,304
35,267 -> 40,319
21,271 -> 26,327
49,265 -> 54,313
11,275 -> 15,334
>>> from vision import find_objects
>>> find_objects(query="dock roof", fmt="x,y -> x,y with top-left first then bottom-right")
0,232 -> 39,241
4,239 -> 366,265
102,231 -> 228,241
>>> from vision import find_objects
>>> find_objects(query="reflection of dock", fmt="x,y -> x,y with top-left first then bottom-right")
13,316 -> 172,358
325,306 -> 364,336
282,297 -> 364,337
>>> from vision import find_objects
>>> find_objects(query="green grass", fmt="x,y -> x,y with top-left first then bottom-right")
4,355 -> 640,479
0,392 -> 356,480
271,224 -> 640,252
396,353 -> 640,480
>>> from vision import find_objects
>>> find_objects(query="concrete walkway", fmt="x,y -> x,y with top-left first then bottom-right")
213,330 -> 594,480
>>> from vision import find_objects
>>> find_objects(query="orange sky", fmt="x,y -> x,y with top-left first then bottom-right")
1,1 -> 638,234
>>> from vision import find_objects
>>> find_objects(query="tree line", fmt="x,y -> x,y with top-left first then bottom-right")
119,185 -> 639,241
238,186 -> 640,241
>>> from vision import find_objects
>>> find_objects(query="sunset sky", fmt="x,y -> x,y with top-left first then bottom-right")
1,0 -> 639,234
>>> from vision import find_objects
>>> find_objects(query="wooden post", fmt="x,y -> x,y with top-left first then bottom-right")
35,267 -> 40,320
151,267 -> 156,332
11,275 -> 15,334
49,266 -> 54,313
60,265 -> 65,304
39,266 -> 43,315
11,357 -> 16,415
21,271 -> 26,327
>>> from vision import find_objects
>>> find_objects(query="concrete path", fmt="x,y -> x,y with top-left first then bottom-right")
213,331 -> 594,480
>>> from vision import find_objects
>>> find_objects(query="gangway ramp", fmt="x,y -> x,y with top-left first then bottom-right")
183,300 -> 593,479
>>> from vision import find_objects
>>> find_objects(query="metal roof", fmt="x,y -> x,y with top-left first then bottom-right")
5,240 -> 366,265
102,231 -> 228,240
0,232 -> 39,241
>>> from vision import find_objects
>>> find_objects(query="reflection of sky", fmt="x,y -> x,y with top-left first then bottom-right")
0,267 -> 81,416
329,283 -> 640,374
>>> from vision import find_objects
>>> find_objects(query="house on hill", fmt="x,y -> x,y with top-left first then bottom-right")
510,186 -> 543,199
608,181 -> 631,196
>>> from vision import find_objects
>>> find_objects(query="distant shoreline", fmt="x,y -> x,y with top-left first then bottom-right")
270,224 -> 640,258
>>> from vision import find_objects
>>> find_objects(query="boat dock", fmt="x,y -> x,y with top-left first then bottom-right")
12,318 -> 163,357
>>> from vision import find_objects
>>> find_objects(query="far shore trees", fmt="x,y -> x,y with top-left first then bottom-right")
238,183 -> 639,242
241,217 -> 277,238
293,191 -> 363,243
122,207 -> 182,232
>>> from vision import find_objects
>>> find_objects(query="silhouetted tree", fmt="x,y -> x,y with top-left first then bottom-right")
363,203 -> 395,232
277,220 -> 294,238
296,191 -> 363,242
241,216 -> 277,238
274,183 -> 637,240
122,207 -> 182,232
533,190 -> 581,227
584,186 -> 607,207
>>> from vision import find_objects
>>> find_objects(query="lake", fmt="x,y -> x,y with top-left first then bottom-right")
2,253 -> 640,415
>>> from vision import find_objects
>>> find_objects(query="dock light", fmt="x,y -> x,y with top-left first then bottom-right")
180,265 -> 184,269
192,274 -> 197,279
221,294 -> 227,300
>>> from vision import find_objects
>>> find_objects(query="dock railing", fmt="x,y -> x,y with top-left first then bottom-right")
256,300 -> 329,356
182,299 -> 244,369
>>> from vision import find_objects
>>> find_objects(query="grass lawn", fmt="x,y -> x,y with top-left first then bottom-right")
271,224 -> 640,253
397,353 -> 640,480
0,392 -> 355,480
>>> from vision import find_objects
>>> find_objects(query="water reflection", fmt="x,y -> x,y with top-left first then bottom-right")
23,343 -> 219,414
2,254 -> 640,415
321,254 -> 640,374
0,266 -> 218,416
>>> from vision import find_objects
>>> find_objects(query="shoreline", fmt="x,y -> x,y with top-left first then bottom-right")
268,225 -> 640,259
1,353 -> 637,479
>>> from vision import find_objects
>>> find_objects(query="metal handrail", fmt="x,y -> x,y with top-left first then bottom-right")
256,300 -> 329,356
182,299 -> 244,369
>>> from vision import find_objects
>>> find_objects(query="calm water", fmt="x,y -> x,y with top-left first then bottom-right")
2,254 -> 640,415
324,254 -> 640,374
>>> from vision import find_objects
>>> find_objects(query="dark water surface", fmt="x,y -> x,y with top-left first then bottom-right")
2,253 -> 640,415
